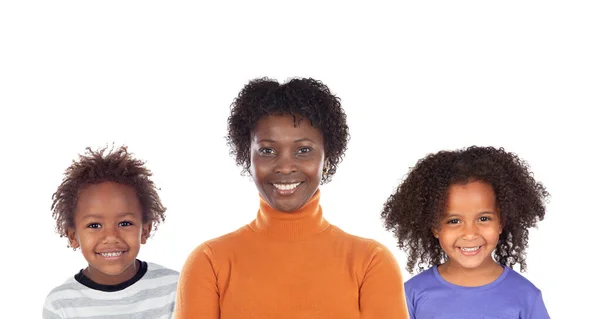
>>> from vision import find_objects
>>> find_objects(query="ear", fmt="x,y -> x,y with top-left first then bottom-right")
431,227 -> 439,239
67,228 -> 80,249
322,158 -> 330,174
497,207 -> 503,234
141,222 -> 152,244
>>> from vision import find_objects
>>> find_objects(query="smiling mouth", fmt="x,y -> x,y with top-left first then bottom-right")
458,246 -> 482,256
96,251 -> 127,258
273,182 -> 302,190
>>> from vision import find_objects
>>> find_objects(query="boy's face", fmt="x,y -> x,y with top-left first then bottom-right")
67,181 -> 150,285
433,181 -> 502,272
249,114 -> 326,213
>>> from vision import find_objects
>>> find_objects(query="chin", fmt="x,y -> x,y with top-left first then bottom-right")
274,202 -> 303,212
457,262 -> 486,270
96,266 -> 128,276
268,194 -> 305,211
97,261 -> 135,273
455,257 -> 494,270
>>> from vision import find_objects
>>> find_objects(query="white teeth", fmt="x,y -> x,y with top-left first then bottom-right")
273,182 -> 301,190
461,246 -> 481,252
100,251 -> 123,257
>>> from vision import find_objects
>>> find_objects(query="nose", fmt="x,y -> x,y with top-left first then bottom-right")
101,225 -> 121,243
461,222 -> 479,240
274,152 -> 297,174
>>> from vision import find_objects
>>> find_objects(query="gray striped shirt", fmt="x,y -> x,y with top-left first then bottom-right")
43,262 -> 179,319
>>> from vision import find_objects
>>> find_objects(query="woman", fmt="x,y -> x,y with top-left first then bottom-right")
175,77 -> 409,319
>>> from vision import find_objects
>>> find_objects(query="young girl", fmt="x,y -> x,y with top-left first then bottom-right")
381,146 -> 550,319
175,77 -> 409,319
43,146 -> 179,319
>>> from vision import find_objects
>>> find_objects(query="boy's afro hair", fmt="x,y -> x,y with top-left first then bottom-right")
51,145 -> 166,238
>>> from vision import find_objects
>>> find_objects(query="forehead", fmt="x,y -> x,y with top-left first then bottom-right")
252,114 -> 323,142
445,181 -> 497,214
76,181 -> 141,217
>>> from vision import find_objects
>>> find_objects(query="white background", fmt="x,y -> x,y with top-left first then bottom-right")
1,1 -> 598,318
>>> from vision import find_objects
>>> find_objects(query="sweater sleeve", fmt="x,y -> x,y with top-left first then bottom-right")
359,241 -> 410,319
174,243 -> 220,319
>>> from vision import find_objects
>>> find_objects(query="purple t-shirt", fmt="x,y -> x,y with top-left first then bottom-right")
405,265 -> 550,319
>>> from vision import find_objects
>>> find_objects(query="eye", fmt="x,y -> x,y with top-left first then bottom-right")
479,216 -> 492,222
297,147 -> 312,154
446,219 -> 460,225
258,148 -> 275,155
119,221 -> 133,227
87,223 -> 101,229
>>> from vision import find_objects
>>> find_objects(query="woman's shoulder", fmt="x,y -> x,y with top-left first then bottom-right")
184,224 -> 254,258
328,225 -> 396,257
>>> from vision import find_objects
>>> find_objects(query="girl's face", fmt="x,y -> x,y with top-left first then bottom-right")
67,182 -> 151,285
433,181 -> 502,272
249,114 -> 325,212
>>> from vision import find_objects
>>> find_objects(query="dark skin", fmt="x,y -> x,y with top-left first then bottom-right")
67,182 -> 151,285
433,181 -> 504,287
249,114 -> 326,213
226,78 -> 349,185
381,146 -> 549,275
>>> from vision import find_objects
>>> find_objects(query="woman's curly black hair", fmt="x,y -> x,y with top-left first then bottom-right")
381,146 -> 549,274
226,77 -> 350,184
51,145 -> 166,239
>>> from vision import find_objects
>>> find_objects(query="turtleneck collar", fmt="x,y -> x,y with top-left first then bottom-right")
248,189 -> 330,241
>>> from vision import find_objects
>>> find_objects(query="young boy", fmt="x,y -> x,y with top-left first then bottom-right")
43,146 -> 179,319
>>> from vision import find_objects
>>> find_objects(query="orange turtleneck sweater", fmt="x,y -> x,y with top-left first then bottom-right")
175,190 -> 409,319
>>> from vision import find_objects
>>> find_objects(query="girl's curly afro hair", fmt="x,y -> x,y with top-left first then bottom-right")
226,77 -> 350,184
381,146 -> 549,274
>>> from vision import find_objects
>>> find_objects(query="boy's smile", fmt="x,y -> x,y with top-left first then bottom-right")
96,250 -> 127,259
68,182 -> 150,285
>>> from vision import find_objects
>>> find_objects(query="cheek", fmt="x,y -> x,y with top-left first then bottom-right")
482,226 -> 502,241
311,165 -> 323,179
122,227 -> 140,237
130,227 -> 146,242
77,232 -> 99,249
250,157 -> 271,178
304,160 -> 324,177
106,229 -> 143,249
436,231 -> 455,247
491,229 -> 502,239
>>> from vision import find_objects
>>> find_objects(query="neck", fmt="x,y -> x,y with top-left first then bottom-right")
84,259 -> 139,285
249,189 -> 330,241
438,257 -> 503,287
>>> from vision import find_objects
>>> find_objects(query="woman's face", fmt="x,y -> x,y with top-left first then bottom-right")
249,114 -> 325,212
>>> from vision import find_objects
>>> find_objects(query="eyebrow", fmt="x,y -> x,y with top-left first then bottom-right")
80,212 -> 137,219
445,211 -> 497,218
256,138 -> 315,143
293,137 -> 314,143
